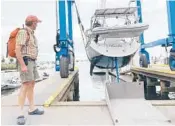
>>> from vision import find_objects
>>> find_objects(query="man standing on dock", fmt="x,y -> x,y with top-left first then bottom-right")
15,15 -> 44,125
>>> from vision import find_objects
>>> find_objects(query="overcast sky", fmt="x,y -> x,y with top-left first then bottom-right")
1,0 -> 169,61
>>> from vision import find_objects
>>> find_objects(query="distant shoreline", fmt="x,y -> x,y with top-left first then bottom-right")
1,63 -> 17,71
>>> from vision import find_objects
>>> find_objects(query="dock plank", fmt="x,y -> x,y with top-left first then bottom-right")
1,71 -> 77,106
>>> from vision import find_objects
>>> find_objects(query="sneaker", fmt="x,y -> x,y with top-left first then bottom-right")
17,116 -> 25,125
28,108 -> 44,115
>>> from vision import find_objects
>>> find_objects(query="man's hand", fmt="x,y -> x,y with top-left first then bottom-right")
21,65 -> 28,72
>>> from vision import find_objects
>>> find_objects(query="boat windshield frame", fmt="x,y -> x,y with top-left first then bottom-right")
94,7 -> 138,18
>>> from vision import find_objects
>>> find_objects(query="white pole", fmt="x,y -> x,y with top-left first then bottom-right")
99,0 -> 106,25
100,0 -> 106,9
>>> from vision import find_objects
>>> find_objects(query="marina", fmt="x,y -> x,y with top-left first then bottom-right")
1,0 -> 175,125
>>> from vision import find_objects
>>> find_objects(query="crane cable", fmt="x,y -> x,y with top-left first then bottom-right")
74,1 -> 92,61
74,2 -> 86,47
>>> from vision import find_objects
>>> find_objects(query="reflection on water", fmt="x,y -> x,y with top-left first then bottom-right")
77,61 -> 106,101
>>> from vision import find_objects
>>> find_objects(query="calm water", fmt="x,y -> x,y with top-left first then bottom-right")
1,61 -> 175,100
1,61 -> 107,101
77,61 -> 106,101
1,66 -> 55,96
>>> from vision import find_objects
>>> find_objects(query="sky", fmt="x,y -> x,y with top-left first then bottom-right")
1,0 -> 170,62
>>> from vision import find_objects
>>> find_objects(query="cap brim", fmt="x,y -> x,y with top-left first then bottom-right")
37,20 -> 42,23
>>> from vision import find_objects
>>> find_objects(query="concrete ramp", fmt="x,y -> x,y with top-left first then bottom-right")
105,82 -> 172,125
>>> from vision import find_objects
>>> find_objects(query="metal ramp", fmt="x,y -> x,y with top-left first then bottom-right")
105,82 -> 172,125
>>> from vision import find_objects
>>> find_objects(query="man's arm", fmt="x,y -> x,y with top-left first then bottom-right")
15,45 -> 26,67
15,30 -> 28,72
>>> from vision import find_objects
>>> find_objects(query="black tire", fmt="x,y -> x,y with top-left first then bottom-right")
131,73 -> 137,82
69,51 -> 75,71
139,54 -> 148,68
60,56 -> 69,78
169,55 -> 175,71
73,75 -> 79,101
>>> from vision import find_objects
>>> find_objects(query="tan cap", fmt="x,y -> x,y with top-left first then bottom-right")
25,15 -> 42,23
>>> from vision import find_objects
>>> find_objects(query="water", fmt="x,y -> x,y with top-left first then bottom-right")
1,65 -> 55,96
1,61 -> 107,101
1,61 -> 175,100
77,61 -> 106,101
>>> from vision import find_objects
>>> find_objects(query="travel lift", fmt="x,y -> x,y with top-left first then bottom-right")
52,0 -> 173,124
54,0 -> 175,79
54,0 -> 75,78
138,0 -> 175,71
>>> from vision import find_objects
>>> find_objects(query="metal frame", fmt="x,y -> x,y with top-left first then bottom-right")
55,0 -> 74,71
131,67 -> 175,83
136,0 -> 150,65
131,66 -> 175,99
136,0 -> 144,45
137,0 -> 175,70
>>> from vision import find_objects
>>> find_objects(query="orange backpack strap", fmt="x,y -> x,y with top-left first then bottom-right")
21,28 -> 30,55
20,27 -> 30,46
21,25 -> 30,45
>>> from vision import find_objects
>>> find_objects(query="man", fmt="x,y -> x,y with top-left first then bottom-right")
15,15 -> 44,125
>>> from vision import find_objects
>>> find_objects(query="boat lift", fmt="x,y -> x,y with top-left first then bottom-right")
53,0 -> 147,81
138,0 -> 175,71
53,0 -> 75,78
127,0 -> 175,100
53,0 -> 175,80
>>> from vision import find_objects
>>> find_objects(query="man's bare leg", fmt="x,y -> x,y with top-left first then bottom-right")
26,81 -> 35,112
26,80 -> 44,115
18,82 -> 30,116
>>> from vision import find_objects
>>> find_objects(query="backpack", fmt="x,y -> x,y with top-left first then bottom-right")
6,27 -> 30,58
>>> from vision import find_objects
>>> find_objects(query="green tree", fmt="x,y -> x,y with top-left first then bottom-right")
10,58 -> 14,63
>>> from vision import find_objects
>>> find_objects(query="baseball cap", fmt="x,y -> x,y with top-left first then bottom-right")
25,15 -> 42,23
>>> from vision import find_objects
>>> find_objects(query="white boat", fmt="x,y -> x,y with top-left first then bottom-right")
86,23 -> 149,38
84,7 -> 149,75
1,78 -> 20,90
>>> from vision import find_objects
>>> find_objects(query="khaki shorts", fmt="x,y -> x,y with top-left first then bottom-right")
18,60 -> 40,83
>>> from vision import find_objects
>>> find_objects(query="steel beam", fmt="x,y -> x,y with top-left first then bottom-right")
131,67 -> 175,83
166,0 -> 175,48
59,0 -> 67,41
141,38 -> 167,49
67,0 -> 73,48
136,0 -> 144,45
